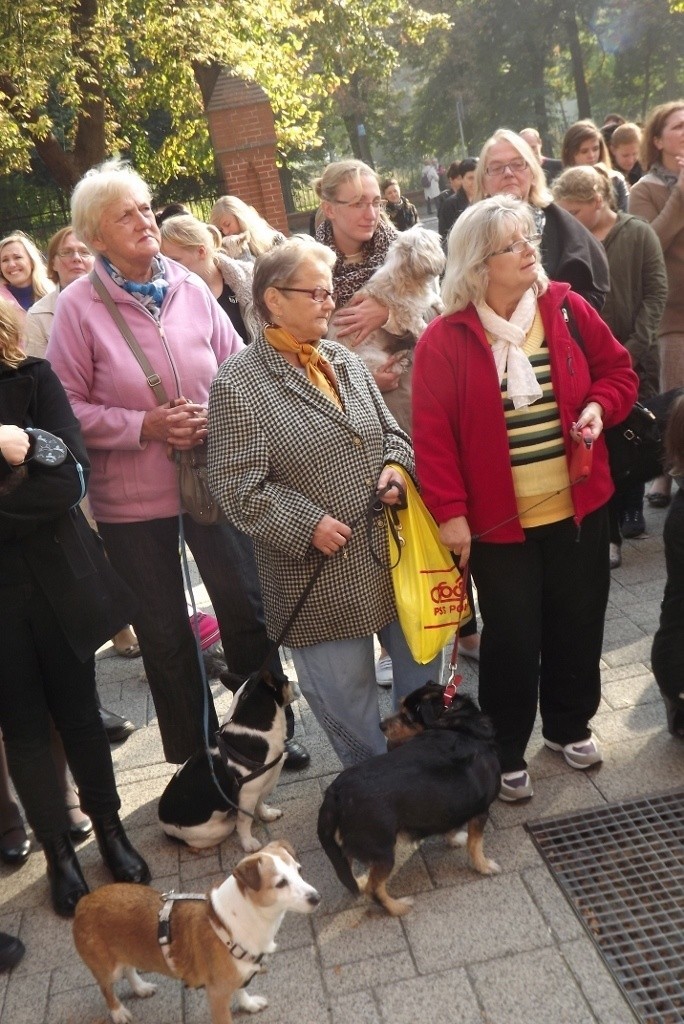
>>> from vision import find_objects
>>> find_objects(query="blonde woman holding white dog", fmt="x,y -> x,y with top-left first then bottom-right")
314,159 -> 480,675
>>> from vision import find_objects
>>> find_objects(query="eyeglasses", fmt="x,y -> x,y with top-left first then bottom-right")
56,248 -> 93,260
484,159 -> 529,178
330,199 -> 387,212
488,234 -> 542,258
275,286 -> 337,303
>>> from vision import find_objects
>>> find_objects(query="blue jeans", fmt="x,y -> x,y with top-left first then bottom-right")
98,515 -> 286,763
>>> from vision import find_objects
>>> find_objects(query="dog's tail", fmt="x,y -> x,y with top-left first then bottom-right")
317,790 -> 359,895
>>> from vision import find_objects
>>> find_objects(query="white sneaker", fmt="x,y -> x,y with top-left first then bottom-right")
499,770 -> 533,802
544,737 -> 602,769
375,654 -> 393,687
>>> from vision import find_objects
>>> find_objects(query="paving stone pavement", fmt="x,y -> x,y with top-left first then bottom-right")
1,499 -> 682,1024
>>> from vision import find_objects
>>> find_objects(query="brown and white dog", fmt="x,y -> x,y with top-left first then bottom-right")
73,840 -> 320,1024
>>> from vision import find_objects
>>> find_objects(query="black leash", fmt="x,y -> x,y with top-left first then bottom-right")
182,483 -> 402,817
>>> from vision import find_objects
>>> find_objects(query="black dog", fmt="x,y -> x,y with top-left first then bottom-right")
158,670 -> 292,852
317,685 -> 501,916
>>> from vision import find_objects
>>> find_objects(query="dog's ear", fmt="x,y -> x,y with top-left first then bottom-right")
233,855 -> 263,893
274,838 -> 296,859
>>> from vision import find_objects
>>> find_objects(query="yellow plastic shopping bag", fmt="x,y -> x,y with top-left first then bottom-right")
386,465 -> 471,664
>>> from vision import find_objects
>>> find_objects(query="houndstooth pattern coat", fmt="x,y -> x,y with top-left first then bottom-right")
208,333 -> 414,647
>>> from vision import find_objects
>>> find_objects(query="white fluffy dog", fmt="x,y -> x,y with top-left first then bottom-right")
327,225 -> 445,375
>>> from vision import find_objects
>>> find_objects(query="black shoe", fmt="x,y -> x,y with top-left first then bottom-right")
93,813 -> 150,885
282,738 -> 310,771
42,833 -> 89,917
0,933 -> 25,973
663,695 -> 684,738
620,509 -> 646,539
99,706 -> 135,744
0,824 -> 31,867
66,808 -> 93,843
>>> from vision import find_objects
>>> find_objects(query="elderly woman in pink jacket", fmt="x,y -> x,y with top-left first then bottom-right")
47,160 -> 287,766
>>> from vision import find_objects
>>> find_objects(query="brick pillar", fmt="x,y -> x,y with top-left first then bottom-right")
206,73 -> 289,234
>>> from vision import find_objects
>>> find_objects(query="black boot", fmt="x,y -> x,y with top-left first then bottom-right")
93,813 -> 150,884
663,694 -> 684,737
42,833 -> 89,917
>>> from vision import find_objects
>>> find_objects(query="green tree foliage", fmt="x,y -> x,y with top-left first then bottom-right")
0,0 -> 444,191
399,0 -> 682,164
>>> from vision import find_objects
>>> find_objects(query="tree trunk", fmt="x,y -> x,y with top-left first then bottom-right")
564,8 -> 591,119
0,0 -> 107,191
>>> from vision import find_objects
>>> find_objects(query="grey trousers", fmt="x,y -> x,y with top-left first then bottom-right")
291,619 -> 444,767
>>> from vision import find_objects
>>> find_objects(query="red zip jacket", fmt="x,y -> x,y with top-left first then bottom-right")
412,281 -> 639,543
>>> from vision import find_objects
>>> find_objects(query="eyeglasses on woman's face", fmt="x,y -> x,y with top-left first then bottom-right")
488,234 -> 542,258
275,286 -> 337,303
56,247 -> 93,261
484,158 -> 528,178
330,198 -> 387,213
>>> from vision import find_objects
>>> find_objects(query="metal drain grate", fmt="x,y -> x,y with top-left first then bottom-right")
526,790 -> 684,1024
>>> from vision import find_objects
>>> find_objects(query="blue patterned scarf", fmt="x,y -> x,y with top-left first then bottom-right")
102,255 -> 169,320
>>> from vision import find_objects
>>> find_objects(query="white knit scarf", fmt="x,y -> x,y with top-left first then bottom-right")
476,288 -> 543,409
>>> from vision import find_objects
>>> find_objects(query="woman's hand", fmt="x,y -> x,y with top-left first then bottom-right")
439,516 -> 471,568
312,514 -> 352,556
571,401 -> 604,442
0,425 -> 30,466
676,155 -> 684,194
376,466 -> 406,506
332,295 -> 390,344
140,398 -> 208,449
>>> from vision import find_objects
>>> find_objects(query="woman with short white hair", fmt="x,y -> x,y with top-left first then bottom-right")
208,235 -> 439,767
412,195 -> 638,801
46,159 -> 285,769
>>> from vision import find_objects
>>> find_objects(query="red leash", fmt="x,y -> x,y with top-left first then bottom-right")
442,561 -> 471,709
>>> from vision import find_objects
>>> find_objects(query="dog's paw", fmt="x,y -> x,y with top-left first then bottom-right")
445,828 -> 468,848
235,989 -> 268,1013
258,804 -> 282,822
386,896 -> 414,917
238,834 -> 263,853
124,967 -> 156,999
479,858 -> 502,876
111,1005 -> 133,1024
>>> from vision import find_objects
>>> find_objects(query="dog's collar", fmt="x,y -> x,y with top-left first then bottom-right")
207,900 -> 266,966
158,891 -> 207,973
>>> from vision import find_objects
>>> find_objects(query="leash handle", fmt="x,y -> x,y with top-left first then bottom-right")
443,559 -> 471,707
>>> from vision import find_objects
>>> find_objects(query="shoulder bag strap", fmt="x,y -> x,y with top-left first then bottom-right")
89,270 -> 170,406
561,299 -> 585,355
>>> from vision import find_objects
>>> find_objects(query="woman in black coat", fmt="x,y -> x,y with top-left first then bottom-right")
0,299 -> 149,917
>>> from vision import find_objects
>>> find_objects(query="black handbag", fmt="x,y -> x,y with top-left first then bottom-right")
562,302 -> 683,487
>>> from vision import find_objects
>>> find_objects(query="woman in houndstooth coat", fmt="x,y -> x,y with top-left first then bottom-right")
208,236 -> 444,767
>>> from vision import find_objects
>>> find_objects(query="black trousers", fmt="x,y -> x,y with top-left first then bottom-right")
0,579 -> 119,840
651,490 -> 684,704
470,507 -> 609,772
98,515 -> 289,764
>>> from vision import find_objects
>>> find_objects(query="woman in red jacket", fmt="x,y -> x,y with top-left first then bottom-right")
412,195 -> 638,802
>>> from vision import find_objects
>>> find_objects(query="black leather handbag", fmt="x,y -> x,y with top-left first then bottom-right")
562,301 -> 683,487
